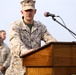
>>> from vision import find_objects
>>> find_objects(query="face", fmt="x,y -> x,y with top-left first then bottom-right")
0,32 -> 6,40
21,9 -> 36,22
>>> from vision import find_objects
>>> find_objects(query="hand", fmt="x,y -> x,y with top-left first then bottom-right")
24,49 -> 34,54
20,49 -> 34,56
0,66 -> 4,71
0,66 -> 6,73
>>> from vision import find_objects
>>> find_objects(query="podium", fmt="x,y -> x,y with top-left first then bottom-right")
21,42 -> 76,75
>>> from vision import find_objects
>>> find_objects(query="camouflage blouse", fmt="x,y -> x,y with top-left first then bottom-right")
7,19 -> 56,75
0,42 -> 10,75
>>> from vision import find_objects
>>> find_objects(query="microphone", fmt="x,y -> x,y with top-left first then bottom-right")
44,12 -> 56,17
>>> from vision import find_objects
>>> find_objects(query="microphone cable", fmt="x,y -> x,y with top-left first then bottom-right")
56,16 -> 76,39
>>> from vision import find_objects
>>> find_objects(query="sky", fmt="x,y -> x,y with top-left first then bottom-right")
0,0 -> 76,46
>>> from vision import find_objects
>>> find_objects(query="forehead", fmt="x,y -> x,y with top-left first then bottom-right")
0,31 -> 6,35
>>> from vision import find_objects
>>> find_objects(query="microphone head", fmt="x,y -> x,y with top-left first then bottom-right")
44,12 -> 49,17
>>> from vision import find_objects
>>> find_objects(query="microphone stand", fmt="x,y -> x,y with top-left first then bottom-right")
52,17 -> 76,37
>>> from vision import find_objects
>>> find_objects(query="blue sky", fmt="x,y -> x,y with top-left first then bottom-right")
0,0 -> 76,46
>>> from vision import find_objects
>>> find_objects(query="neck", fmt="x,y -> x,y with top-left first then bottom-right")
0,40 -> 3,46
24,19 -> 33,25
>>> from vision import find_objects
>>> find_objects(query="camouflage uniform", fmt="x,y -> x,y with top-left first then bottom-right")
8,19 -> 56,75
0,42 -> 10,75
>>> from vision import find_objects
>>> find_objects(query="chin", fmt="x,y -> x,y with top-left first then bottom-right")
27,19 -> 32,21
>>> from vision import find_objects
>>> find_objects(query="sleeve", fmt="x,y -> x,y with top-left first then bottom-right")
3,46 -> 11,69
40,22 -> 57,43
9,22 -> 28,57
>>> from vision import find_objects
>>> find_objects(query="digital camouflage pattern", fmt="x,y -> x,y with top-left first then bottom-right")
0,42 -> 10,75
7,18 -> 56,75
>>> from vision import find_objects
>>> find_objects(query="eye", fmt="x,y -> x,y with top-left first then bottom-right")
25,9 -> 33,12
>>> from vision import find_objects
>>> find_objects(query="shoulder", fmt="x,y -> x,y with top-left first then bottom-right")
9,19 -> 24,32
3,43 -> 10,51
34,21 -> 47,30
34,20 -> 46,28
9,19 -> 23,29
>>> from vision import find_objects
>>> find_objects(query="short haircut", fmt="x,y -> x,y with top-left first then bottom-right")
0,30 -> 6,33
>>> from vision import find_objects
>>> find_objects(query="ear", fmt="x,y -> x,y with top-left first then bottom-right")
34,9 -> 37,14
21,10 -> 23,14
